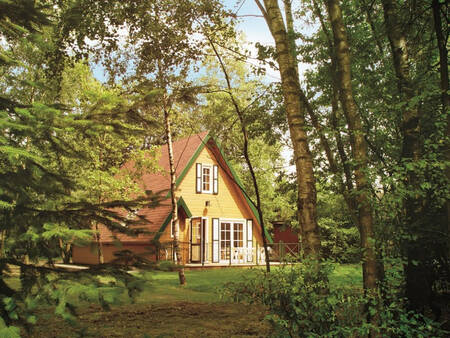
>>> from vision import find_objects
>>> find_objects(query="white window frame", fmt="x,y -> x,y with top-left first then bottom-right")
201,164 -> 213,194
218,218 -> 247,263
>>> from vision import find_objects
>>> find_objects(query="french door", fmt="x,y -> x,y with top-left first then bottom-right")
190,217 -> 207,263
220,221 -> 244,262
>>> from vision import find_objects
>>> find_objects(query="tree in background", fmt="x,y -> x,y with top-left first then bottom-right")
325,1 -> 380,330
0,1 -> 162,334
57,0 -> 231,285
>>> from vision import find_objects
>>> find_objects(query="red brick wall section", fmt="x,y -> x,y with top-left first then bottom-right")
72,243 -> 157,265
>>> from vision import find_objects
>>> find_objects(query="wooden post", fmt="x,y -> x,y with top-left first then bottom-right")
256,242 -> 259,265
279,241 -> 283,262
201,221 -> 204,267
172,242 -> 174,261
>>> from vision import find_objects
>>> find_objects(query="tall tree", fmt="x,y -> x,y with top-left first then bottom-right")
163,97 -> 186,285
325,0 -> 380,329
0,1 -> 163,333
381,0 -> 449,315
255,0 -> 321,257
431,0 -> 450,252
58,0 -> 229,284
205,34 -> 271,271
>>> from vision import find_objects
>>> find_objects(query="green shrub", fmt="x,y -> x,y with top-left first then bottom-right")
223,261 -> 448,337
319,217 -> 361,264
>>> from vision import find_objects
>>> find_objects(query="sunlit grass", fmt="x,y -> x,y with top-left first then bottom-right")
330,263 -> 363,289
4,263 -> 363,304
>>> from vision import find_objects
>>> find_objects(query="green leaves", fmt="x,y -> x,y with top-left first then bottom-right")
0,325 -> 21,338
225,260 -> 447,337
0,1 -> 167,333
3,297 -> 17,319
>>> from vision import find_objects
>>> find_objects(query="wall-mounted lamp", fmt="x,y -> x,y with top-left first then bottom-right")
205,200 -> 211,207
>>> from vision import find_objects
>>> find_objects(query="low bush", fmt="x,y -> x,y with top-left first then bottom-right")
223,260 -> 447,337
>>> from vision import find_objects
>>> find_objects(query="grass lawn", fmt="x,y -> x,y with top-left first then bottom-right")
6,264 -> 362,337
329,263 -> 363,289
133,264 -> 363,304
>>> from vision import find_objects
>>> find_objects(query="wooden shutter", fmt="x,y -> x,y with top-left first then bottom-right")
196,163 -> 202,193
213,165 -> 218,194
246,219 -> 253,262
212,218 -> 219,262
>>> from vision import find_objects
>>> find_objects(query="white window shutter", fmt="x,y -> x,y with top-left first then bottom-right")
196,163 -> 202,193
246,219 -> 253,262
213,165 -> 218,194
212,218 -> 219,262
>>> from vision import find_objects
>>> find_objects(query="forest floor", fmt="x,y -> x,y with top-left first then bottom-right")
30,302 -> 271,337
8,265 -> 363,337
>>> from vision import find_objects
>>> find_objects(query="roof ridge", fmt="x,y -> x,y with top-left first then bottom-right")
171,130 -> 209,146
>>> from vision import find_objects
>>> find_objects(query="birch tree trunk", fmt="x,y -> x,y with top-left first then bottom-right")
94,223 -> 104,264
163,105 -> 186,285
325,0 -> 379,329
255,0 -> 321,257
311,0 -> 359,228
0,230 -> 5,258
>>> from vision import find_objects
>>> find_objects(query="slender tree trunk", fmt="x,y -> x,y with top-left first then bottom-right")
0,230 -> 5,258
382,0 -> 427,314
326,0 -> 379,332
240,124 -> 271,272
163,105 -> 186,285
256,0 -> 321,257
95,143 -> 105,264
432,0 -> 450,252
94,223 -> 104,264
206,37 -> 271,272
311,0 -> 359,228
361,0 -> 384,57
59,238 -> 66,263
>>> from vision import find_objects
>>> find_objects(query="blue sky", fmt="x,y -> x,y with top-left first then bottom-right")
225,0 -> 274,45
91,0 -> 296,170
92,0 -> 277,83
92,1 -> 318,83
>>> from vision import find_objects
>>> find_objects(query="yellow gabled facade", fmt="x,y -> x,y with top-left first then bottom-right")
159,142 -> 264,264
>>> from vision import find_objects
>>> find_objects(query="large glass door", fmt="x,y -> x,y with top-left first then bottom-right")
220,221 -> 244,262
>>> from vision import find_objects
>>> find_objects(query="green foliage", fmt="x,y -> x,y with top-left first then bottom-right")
319,217 -> 360,263
2,265 -> 154,334
224,261 -> 448,337
0,1 -> 165,335
185,48 -> 292,229
0,322 -> 21,338
317,187 -> 360,263
224,261 -> 350,336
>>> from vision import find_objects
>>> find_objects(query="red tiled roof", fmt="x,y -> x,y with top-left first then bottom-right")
99,131 -> 209,243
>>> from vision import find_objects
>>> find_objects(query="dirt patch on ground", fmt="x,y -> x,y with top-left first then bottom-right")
28,302 -> 272,337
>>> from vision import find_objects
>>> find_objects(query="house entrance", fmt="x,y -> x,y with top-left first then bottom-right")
190,217 -> 207,263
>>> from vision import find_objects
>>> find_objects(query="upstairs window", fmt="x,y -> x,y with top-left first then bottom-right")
202,165 -> 212,193
196,163 -> 218,194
